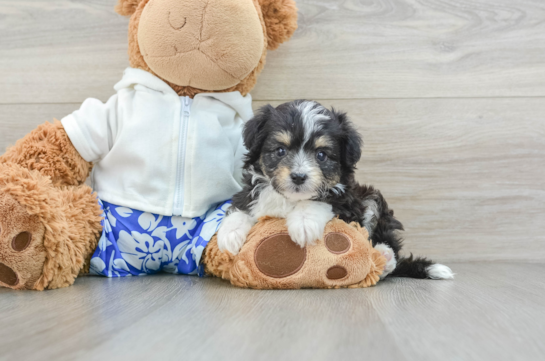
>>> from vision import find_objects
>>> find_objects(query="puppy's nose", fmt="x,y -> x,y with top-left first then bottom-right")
290,173 -> 308,185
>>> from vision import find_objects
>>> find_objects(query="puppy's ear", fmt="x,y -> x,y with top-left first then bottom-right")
115,0 -> 144,17
243,105 -> 275,162
258,0 -> 298,50
333,109 -> 363,169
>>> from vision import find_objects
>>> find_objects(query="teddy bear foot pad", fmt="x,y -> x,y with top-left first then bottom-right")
206,217 -> 386,289
254,232 -> 353,280
0,192 -> 47,290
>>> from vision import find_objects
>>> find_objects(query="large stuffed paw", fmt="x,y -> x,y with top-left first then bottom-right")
206,217 -> 387,289
0,162 -> 102,291
0,192 -> 47,290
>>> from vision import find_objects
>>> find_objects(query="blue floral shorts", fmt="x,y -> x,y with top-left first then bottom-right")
89,199 -> 230,278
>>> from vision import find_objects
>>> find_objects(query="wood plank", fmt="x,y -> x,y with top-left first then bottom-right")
1,98 -> 544,262
2,0 -> 545,103
0,275 -> 407,361
257,0 -> 545,100
0,0 -> 129,105
0,263 -> 544,361
369,262 -> 545,361
0,103 -> 80,152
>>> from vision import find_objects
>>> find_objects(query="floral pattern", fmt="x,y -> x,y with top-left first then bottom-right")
90,199 -> 230,277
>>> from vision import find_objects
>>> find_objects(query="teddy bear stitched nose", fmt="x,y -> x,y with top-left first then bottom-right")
168,11 -> 187,30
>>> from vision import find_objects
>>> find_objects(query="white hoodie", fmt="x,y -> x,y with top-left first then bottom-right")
62,68 -> 253,217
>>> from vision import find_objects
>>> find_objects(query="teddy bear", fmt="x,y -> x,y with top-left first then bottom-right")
0,0 -> 385,291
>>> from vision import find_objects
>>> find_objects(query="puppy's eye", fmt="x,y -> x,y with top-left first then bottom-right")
317,151 -> 327,162
276,147 -> 287,157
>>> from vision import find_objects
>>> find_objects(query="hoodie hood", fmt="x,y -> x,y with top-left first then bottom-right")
115,67 -> 254,122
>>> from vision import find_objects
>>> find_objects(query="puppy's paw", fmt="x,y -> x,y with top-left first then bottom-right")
287,219 -> 323,248
374,243 -> 397,279
426,264 -> 455,280
217,212 -> 255,255
286,201 -> 334,248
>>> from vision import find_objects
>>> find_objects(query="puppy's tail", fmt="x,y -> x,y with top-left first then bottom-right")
390,254 -> 455,280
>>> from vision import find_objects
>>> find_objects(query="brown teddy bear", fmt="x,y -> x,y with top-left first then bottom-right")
0,0 -> 385,290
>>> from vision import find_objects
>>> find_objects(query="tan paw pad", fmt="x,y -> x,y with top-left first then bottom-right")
0,262 -> 19,287
326,266 -> 348,280
255,234 -> 306,278
12,232 -> 32,252
325,232 -> 351,254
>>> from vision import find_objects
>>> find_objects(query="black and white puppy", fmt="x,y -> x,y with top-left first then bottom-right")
218,100 -> 453,280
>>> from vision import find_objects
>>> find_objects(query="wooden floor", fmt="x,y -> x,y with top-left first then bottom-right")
0,262 -> 543,361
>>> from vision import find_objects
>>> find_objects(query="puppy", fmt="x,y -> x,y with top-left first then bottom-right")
217,100 -> 454,279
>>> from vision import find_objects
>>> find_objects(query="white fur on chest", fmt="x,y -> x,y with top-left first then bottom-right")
249,185 -> 296,218
219,185 -> 335,253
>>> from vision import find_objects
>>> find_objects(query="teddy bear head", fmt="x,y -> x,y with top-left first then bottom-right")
115,0 -> 298,97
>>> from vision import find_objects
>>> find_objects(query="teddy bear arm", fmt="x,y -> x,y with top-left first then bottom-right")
0,120 -> 92,187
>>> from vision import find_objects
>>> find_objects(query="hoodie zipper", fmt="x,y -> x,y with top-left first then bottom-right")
172,96 -> 192,216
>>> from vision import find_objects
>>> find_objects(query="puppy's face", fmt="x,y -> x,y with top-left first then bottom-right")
244,101 -> 362,201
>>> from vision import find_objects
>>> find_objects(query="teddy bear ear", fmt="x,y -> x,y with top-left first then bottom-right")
115,0 -> 143,17
258,0 -> 298,50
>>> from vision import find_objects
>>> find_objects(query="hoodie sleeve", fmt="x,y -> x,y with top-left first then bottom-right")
61,95 -> 119,163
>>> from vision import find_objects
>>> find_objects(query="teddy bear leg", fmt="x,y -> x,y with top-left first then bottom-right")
57,185 -> 104,277
0,163 -> 102,290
